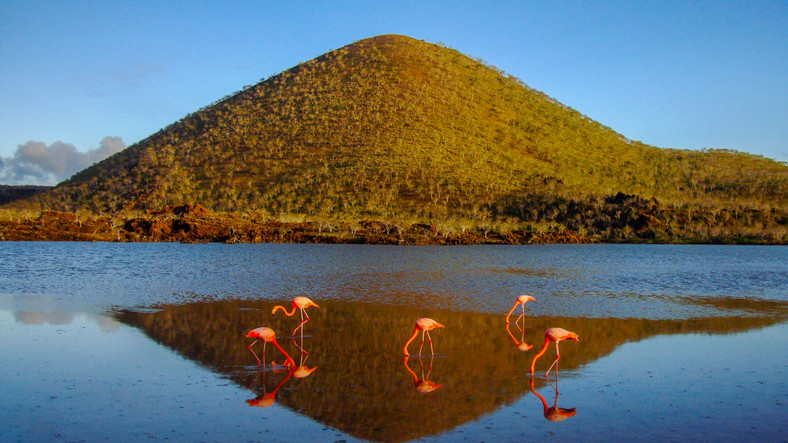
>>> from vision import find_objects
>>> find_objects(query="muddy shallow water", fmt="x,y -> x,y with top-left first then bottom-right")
1,243 -> 786,441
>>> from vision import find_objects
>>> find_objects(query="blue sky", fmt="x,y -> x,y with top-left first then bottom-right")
1,1 -> 786,184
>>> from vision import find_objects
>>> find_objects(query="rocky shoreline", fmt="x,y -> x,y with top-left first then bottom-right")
2,204 -> 784,245
0,204 -> 594,245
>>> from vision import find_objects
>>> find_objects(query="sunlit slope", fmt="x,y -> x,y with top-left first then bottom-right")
22,34 -> 787,216
116,298 -> 787,442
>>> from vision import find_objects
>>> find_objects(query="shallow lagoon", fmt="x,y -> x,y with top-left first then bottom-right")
1,243 -> 786,441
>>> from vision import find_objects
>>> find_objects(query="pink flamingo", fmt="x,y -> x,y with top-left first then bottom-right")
530,328 -> 579,378
505,294 -> 535,325
246,327 -> 295,368
272,296 -> 319,335
403,318 -> 444,356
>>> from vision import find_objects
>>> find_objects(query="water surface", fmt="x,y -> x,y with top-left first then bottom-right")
0,243 -> 786,441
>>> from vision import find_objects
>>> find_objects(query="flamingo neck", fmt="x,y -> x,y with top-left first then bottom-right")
505,303 -> 519,323
272,339 -> 295,367
403,328 -> 419,355
272,304 -> 297,316
403,357 -> 419,383
530,337 -> 551,375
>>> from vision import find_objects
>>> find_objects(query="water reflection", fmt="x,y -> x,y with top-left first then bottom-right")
114,299 -> 786,442
505,323 -> 534,351
403,355 -> 442,393
9,307 -> 120,331
530,377 -> 576,422
292,328 -> 318,379
247,366 -> 293,408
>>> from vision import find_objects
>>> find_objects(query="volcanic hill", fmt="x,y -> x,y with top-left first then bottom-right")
5,34 -> 787,243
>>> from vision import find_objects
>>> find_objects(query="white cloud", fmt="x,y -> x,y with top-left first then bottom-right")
0,136 -> 126,185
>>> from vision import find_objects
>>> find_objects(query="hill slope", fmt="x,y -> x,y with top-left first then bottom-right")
9,35 -> 787,240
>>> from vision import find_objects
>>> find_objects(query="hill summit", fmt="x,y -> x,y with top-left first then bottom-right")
7,34 -> 787,243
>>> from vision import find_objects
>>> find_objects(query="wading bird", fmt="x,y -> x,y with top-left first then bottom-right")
505,294 -> 536,325
272,296 -> 319,335
403,318 -> 444,356
246,327 -> 295,368
530,328 -> 579,378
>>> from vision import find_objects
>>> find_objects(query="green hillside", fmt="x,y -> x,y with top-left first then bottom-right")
8,34 -> 787,242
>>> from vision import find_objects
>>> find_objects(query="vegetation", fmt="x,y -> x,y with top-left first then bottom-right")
0,185 -> 50,206
3,35 -> 786,243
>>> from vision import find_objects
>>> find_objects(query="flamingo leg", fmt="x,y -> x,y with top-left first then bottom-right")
427,330 -> 435,355
248,339 -> 261,365
546,372 -> 559,393
545,341 -> 561,378
292,308 -> 311,336
418,330 -> 426,356
516,304 -> 526,327
292,328 -> 310,358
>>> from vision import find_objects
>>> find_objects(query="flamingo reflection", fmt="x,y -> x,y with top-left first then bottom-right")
505,323 -> 534,351
272,296 -> 319,335
246,327 -> 295,368
403,318 -> 444,356
291,325 -> 317,379
247,367 -> 293,408
530,377 -> 576,422
530,328 -> 579,382
505,294 -> 535,326
403,355 -> 442,393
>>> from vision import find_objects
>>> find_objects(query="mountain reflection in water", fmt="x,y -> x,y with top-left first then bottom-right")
114,299 -> 786,442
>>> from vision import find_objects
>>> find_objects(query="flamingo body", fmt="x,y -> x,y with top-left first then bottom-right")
505,295 -> 535,324
530,328 -> 579,377
403,318 -> 444,356
246,327 -> 295,368
272,296 -> 319,335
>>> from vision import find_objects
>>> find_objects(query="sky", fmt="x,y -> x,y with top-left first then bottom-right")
1,1 -> 786,185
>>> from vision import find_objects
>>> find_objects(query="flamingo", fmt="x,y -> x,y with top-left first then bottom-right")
505,294 -> 535,325
271,296 -> 319,335
530,327 -> 579,378
246,327 -> 295,368
403,318 -> 444,356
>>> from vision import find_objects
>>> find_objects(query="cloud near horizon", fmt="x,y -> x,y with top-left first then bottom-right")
0,137 -> 126,186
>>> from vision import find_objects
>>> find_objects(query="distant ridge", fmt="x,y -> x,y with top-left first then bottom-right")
5,34 -> 786,243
